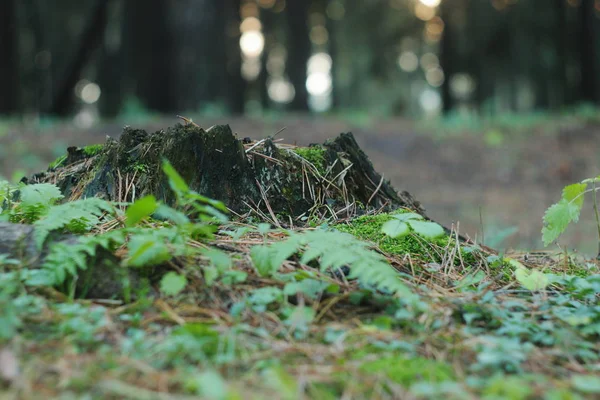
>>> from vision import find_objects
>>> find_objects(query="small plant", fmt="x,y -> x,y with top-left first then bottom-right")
381,212 -> 445,240
250,228 -> 413,296
542,176 -> 600,258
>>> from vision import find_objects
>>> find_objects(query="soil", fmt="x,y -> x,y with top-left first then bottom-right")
2,115 -> 600,255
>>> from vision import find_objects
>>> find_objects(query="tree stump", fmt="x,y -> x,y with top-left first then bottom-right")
25,124 -> 426,223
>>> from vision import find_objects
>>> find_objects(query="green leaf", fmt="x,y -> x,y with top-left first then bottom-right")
203,248 -> 232,271
391,212 -> 423,222
250,245 -> 275,277
160,272 -> 188,296
20,183 -> 63,207
407,220 -> 445,239
162,158 -> 189,194
542,199 -> 581,246
581,175 -> 600,184
563,182 -> 587,210
257,223 -> 272,235
515,267 -> 550,291
381,220 -> 410,238
250,239 -> 299,277
284,279 -> 330,300
193,370 -> 228,399
153,204 -> 190,225
248,287 -> 284,311
572,375 -> 600,394
125,195 -> 158,227
127,234 -> 171,267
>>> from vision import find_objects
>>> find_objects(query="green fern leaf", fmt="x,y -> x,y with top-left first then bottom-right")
20,183 -> 63,207
33,198 -> 114,249
251,229 -> 412,296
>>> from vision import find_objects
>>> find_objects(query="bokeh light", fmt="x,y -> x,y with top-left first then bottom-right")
268,78 -> 295,103
241,58 -> 261,81
419,0 -> 441,7
306,72 -> 332,96
310,26 -> 329,45
240,31 -> 265,58
398,51 -> 419,72
420,52 -> 439,70
425,66 -> 445,87
326,0 -> 345,20
240,17 -> 262,33
308,52 -> 332,74
414,3 -> 436,21
420,88 -> 441,113
450,73 -> 476,99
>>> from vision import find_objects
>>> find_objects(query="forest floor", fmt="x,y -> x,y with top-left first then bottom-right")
2,114 -> 600,399
2,113 -> 600,255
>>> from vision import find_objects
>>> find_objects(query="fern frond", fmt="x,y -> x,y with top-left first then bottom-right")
33,197 -> 115,249
251,229 -> 413,296
31,230 -> 126,287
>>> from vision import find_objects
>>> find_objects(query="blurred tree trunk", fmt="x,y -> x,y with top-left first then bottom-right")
97,1 -> 125,118
259,7 -> 274,110
24,0 -> 51,113
556,0 -> 569,106
225,0 -> 246,114
440,0 -> 454,114
579,0 -> 597,104
0,0 -> 19,114
326,8 -> 339,109
123,0 -> 175,113
49,0 -> 112,116
285,0 -> 311,111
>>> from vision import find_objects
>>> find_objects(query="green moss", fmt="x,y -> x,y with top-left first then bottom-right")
359,356 -> 455,387
293,146 -> 327,175
82,144 -> 104,157
336,213 -> 446,261
336,213 -> 479,266
48,154 -> 67,169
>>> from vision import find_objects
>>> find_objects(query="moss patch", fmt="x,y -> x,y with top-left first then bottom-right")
335,213 -> 443,260
336,213 -> 479,266
293,146 -> 327,175
48,155 -> 67,170
82,144 -> 104,157
359,356 -> 455,387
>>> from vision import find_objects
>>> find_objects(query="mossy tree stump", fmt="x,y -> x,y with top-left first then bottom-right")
27,124 -> 426,223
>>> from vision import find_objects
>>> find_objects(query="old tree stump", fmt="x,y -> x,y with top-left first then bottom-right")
3,123 -> 430,298
25,124 -> 425,220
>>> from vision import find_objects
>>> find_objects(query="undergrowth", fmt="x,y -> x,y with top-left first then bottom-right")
1,159 -> 600,399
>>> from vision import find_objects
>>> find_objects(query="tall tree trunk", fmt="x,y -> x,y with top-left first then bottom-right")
579,0 -> 597,104
49,0 -> 112,116
556,0 -> 569,106
0,0 -> 19,115
225,0 -> 246,114
123,0 -> 175,113
97,1 -> 125,118
439,0 -> 454,114
285,0 -> 311,111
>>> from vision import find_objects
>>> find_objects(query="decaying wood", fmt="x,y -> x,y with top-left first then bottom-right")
25,124 -> 427,222
0,222 -> 146,299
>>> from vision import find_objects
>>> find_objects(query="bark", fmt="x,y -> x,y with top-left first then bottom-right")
225,0 -> 246,114
123,0 -> 175,112
440,0 -> 454,113
0,0 -> 19,114
285,0 -> 311,111
0,222 -> 147,299
27,124 -> 427,222
579,0 -> 597,104
49,0 -> 113,116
